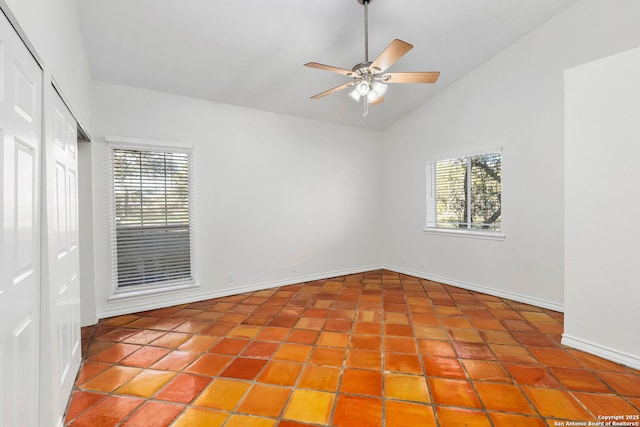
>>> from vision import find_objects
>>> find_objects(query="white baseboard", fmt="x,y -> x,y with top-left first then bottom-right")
96,264 -> 384,320
384,265 -> 564,313
562,334 -> 640,371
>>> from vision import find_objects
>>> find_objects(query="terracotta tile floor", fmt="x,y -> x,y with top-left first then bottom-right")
64,270 -> 640,426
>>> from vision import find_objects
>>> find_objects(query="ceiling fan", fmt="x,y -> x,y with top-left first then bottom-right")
305,0 -> 440,117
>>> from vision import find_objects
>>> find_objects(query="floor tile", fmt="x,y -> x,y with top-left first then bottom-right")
257,360 -> 303,386
462,359 -> 512,382
384,336 -> 418,353
241,341 -> 280,358
309,347 -> 346,367
452,342 -> 496,360
384,353 -> 423,374
149,331 -> 191,348
66,270 -> 640,427
193,378 -> 251,410
522,386 -> 595,420
474,382 -> 536,414
154,373 -> 211,403
429,377 -> 482,408
115,369 -> 175,397
64,391 -> 105,421
201,322 -> 236,337
384,324 -> 414,337
345,350 -> 381,370
448,327 -> 484,343
171,319 -> 210,334
283,389 -> 334,425
435,406 -> 492,427
353,322 -> 382,335
385,401 -> 436,427
550,367 -> 611,392
297,365 -> 341,391
512,331 -> 557,347
490,344 -> 537,363
150,350 -> 199,371
68,395 -> 144,427
596,371 -> 640,396
225,415 -> 276,427
178,335 -> 219,352
171,407 -> 228,427
287,329 -> 320,345
220,357 -> 268,380
228,324 -> 262,339
184,353 -> 233,376
255,326 -> 290,341
417,339 -> 456,357
528,347 -> 582,367
332,395 -> 382,427
317,331 -> 349,348
74,361 -> 110,385
273,343 -> 312,362
350,335 -> 382,351
573,391 -> 640,416
120,401 -> 183,427
88,343 -> 141,363
423,355 -> 466,379
488,412 -> 547,427
236,383 -> 291,417
120,346 -> 170,368
384,373 -> 430,403
209,337 -> 250,355
80,366 -> 142,393
478,329 -> 518,345
340,369 -> 382,396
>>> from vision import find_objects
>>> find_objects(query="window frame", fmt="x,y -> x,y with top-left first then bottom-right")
424,149 -> 505,241
106,136 -> 198,300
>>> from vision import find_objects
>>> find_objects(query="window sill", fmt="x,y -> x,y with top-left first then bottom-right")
108,281 -> 199,303
423,228 -> 505,241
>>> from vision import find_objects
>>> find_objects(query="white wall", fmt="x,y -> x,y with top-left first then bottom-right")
380,0 -> 640,311
87,82 -> 382,319
564,47 -> 640,370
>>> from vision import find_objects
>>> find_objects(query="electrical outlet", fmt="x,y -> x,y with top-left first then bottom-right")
227,272 -> 234,282
291,263 -> 297,272
400,256 -> 407,266
419,258 -> 425,268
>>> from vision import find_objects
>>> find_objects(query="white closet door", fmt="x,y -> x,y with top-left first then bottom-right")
0,11 -> 43,427
40,91 -> 81,426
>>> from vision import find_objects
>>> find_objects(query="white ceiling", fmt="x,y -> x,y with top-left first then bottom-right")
78,0 -> 579,130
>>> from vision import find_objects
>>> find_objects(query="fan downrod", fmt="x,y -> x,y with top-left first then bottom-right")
357,0 -> 371,4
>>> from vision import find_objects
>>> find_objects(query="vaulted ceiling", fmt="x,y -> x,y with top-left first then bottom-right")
78,0 -> 579,130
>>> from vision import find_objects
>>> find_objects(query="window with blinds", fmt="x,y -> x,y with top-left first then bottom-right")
426,152 -> 501,232
111,146 -> 194,289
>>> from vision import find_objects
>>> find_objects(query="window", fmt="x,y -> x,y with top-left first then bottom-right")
109,141 -> 194,290
426,151 -> 502,235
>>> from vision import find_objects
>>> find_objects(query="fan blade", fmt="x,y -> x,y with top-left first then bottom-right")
370,96 -> 384,107
310,82 -> 354,99
304,62 -> 353,76
370,39 -> 413,73
384,72 -> 440,84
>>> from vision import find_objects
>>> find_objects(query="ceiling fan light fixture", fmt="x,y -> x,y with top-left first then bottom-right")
366,90 -> 379,103
355,80 -> 370,96
372,81 -> 387,96
349,88 -> 362,102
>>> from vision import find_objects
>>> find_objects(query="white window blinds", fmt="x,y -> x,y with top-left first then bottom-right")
111,147 -> 194,288
426,152 -> 501,232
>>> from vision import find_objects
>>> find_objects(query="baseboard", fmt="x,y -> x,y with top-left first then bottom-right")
96,264 -> 384,320
562,334 -> 640,371
384,265 -> 564,313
